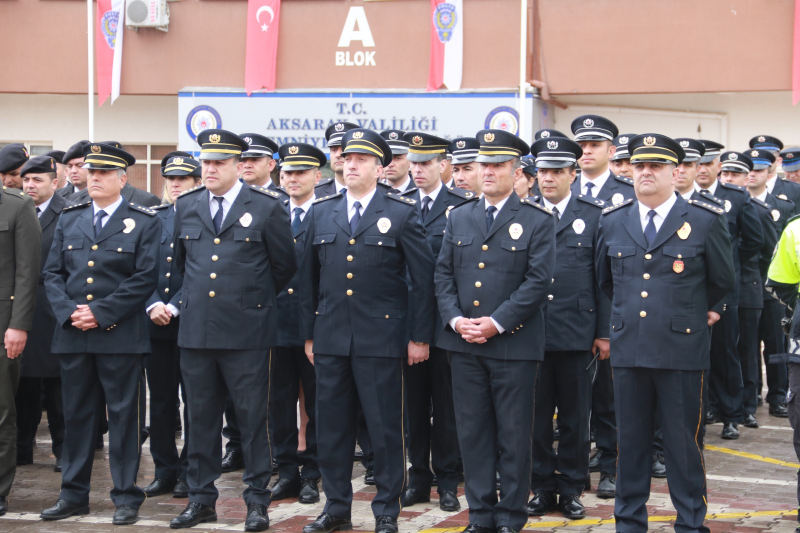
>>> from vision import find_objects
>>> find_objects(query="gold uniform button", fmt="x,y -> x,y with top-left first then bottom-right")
246,238 -> 250,242
478,262 -> 485,269
641,291 -> 648,298
511,246 -> 516,251
686,329 -> 691,333
482,245 -> 488,251
164,288 -> 169,294
214,238 -> 220,244
349,239 -> 355,245
166,273 -> 170,278
640,311 -> 647,318
385,315 -> 390,319
548,295 -> 554,300
210,273 -> 217,279
91,245 -> 98,251
170,243 -> 174,249
167,257 -> 172,263
347,273 -> 353,279
117,248 -> 122,253
209,291 -> 215,297
617,252 -> 622,257
87,278 -> 93,284
87,295 -> 93,301
346,290 -> 353,296
643,273 -> 650,280
288,288 -> 294,294
347,255 -> 353,262
88,261 -> 94,267
473,300 -> 480,307
645,254 -> 652,260
212,255 -> 218,261
68,245 -> 73,250
475,281 -> 482,288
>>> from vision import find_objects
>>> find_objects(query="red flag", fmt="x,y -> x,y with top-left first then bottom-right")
96,0 -> 119,106
427,0 -> 445,91
794,0 -> 800,105
245,0 -> 281,95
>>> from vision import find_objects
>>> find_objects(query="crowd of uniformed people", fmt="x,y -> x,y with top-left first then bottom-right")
1,115 -> 800,533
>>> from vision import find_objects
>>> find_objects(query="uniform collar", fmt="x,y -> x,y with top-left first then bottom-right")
694,179 -> 718,196
542,192 -> 571,215
638,192 -> 677,223
420,181 -> 443,206
93,195 -> 123,219
347,186 -> 377,214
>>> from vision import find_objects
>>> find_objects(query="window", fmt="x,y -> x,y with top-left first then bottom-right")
120,144 -> 177,197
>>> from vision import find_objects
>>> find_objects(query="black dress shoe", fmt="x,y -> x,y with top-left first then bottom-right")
706,411 -> 721,424
299,479 -> 320,504
770,403 -> 789,418
596,473 -> 616,499
270,478 -> 301,500
16,456 -> 32,466
375,516 -> 398,533
402,487 -> 430,506
364,465 -> 375,485
463,525 -> 494,533
173,480 -> 189,498
113,505 -> 139,525
244,503 -> 270,532
431,473 -> 438,486
143,478 -> 177,497
40,499 -> 90,520
743,414 -> 759,428
169,502 -> 217,529
651,453 -> 666,478
497,527 -> 518,533
757,393 -> 763,406
584,477 -> 591,492
721,422 -> 739,440
221,450 -> 244,472
439,491 -> 460,512
54,456 -> 62,472
0,496 -> 7,516
354,448 -> 364,462
588,450 -> 602,472
526,490 -> 557,516
303,513 -> 353,533
558,494 -> 585,520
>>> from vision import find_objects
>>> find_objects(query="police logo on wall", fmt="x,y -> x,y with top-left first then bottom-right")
484,106 -> 520,135
186,105 -> 222,141
433,3 -> 458,43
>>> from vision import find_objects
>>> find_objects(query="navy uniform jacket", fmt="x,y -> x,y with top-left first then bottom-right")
434,194 -> 556,360
299,191 -> 436,357
21,193 -> 70,377
276,201 -> 313,348
760,193 -> 795,302
70,182 -> 161,208
740,197 -> 775,310
173,184 -> 297,350
44,201 -> 161,354
538,193 -> 610,352
571,172 -> 634,204
145,204 -> 183,340
57,183 -> 76,198
315,178 -> 342,198
595,197 -> 735,370
772,178 -> 800,215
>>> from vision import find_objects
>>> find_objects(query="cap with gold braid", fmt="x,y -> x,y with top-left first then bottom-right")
475,129 -> 530,163
196,129 -> 249,161
82,142 -> 136,170
403,132 -> 449,163
627,134 -> 685,165
278,143 -> 327,172
163,153 -> 201,177
341,129 -> 392,167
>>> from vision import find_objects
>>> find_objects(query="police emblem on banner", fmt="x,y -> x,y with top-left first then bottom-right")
100,9 -> 119,49
433,3 -> 458,43
186,105 -> 222,141
484,106 -> 520,135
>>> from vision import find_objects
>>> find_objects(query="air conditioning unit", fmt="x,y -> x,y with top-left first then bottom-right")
126,0 -> 170,32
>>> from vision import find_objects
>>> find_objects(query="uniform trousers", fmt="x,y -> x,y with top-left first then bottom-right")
145,339 -> 188,481
451,352 -> 539,532
180,348 -> 272,507
708,305 -> 743,423
270,345 -> 319,481
591,358 -> 617,474
759,299 -> 788,406
0,355 -> 20,498
15,376 -> 63,463
614,367 -> 709,533
738,307 -> 762,415
315,352 -> 404,519
59,353 -> 146,508
531,350 -> 592,496
785,362 -> 800,525
405,346 -> 460,494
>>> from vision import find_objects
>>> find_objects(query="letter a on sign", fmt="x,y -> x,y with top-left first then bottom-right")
338,6 -> 375,47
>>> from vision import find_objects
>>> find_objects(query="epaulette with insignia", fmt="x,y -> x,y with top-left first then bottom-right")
252,185 -> 280,199
602,197 -> 635,215
151,203 -> 172,211
750,197 -> 770,209
129,202 -> 157,216
283,199 -> 290,206
313,192 -> 343,204
386,192 -> 416,205
62,201 -> 92,211
1,186 -> 26,198
528,195 -> 540,202
720,182 -> 746,192
178,184 -> 206,197
315,177 -> 334,188
522,197 -> 554,215
446,187 -> 476,200
400,188 -> 419,197
577,194 -> 605,208
687,199 -> 725,214
614,174 -> 634,185
698,191 -> 723,205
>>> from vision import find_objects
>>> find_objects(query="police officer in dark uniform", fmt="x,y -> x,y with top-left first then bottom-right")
399,132 -> 472,513
315,121 -> 359,198
268,142 -> 326,505
780,147 -> 800,184
596,134 -> 735,533
381,130 -> 414,194
168,130 -> 296,532
526,137 -> 607,520
435,129 -> 556,533
140,153 -> 201,499
41,143 -> 161,526
609,134 -> 636,179
450,137 -> 482,194
0,144 -> 29,189
299,129 -> 435,533
14,156 -> 68,471
60,141 -> 89,199
751,135 -> 800,213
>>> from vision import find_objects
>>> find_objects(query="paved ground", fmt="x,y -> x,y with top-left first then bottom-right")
2,401 -> 800,532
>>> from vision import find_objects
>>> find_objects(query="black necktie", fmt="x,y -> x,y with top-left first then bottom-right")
486,205 -> 497,232
421,197 -> 432,222
350,201 -> 362,235
36,206 -> 41,217
292,207 -> 303,234
644,210 -> 657,246
339,187 -> 347,195
552,206 -> 560,224
700,189 -> 710,195
94,209 -> 107,238
213,196 -> 224,234
585,182 -> 595,197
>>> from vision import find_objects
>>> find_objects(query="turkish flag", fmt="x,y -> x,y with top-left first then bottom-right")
794,0 -> 800,105
245,0 -> 281,95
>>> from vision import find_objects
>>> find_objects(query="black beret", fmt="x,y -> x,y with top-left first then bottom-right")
63,140 -> 90,163
0,143 -> 29,173
21,155 -> 57,176
45,150 -> 65,163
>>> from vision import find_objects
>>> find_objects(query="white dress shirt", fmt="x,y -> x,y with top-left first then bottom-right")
680,190 -> 693,201
542,192 -> 571,218
766,176 -> 778,194
755,190 -> 768,202
208,180 -> 243,225
36,196 -> 53,218
347,187 -> 378,223
394,176 -> 413,193
638,193 -> 677,233
290,197 -> 315,225
580,169 -> 610,197
92,196 -> 123,228
420,181 -> 443,209
694,179 -> 718,196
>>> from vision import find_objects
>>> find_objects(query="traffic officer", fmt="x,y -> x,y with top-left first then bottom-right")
169,129 -> 296,532
46,150 -> 68,190
571,116 -> 634,495
380,130 -> 414,193
316,121 -> 359,197
15,156 -> 68,471
526,137 -> 607,521
435,129 -> 556,533
269,142 -> 326,505
41,143 -> 160,526
0,143 -> 29,189
780,147 -> 800,184
450,137 -> 481,194
610,134 -> 635,179
140,153 -> 201,499
0,179 -> 40,517
400,132 -> 472,513
299,128 -> 435,533
750,136 -> 800,213
61,141 -> 89,199
596,133 -> 735,533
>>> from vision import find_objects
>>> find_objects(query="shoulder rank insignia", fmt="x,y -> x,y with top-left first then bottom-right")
749,197 -> 769,209
446,187 -> 474,200
315,177 -> 333,187
62,200 -> 92,211
398,188 -> 419,197
614,174 -> 634,185
129,203 -> 156,216
252,185 -> 280,199
602,197 -> 634,215
522,198 -> 553,215
687,199 -> 724,214
698,191 -> 723,205
577,194 -> 605,207
150,203 -> 171,211
313,192 -> 343,204
720,182 -> 746,192
386,193 -> 416,205
178,184 -> 206,197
